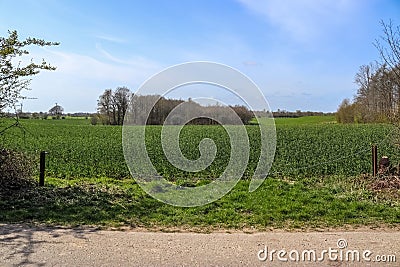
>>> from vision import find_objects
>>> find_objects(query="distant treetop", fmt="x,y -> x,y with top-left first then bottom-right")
49,103 -> 64,116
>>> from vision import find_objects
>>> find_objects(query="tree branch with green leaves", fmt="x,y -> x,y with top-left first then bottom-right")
0,30 -> 59,112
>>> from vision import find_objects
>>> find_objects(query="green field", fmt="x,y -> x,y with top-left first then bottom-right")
1,116 -> 398,180
1,116 -> 400,229
273,115 -> 336,125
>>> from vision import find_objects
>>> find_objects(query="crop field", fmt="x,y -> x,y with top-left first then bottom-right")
1,116 -> 400,228
1,116 -> 399,181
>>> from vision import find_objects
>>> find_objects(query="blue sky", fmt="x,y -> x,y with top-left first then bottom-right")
1,0 -> 399,113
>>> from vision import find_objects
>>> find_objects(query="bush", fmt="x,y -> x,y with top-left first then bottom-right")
90,115 -> 99,125
0,148 -> 36,190
336,99 -> 358,123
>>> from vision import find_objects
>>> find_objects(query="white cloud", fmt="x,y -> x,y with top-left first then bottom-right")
44,49 -> 162,83
23,47 -> 164,112
95,44 -> 161,70
95,34 -> 127,44
237,0 -> 357,43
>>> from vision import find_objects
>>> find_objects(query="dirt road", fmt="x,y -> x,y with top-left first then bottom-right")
0,224 -> 399,266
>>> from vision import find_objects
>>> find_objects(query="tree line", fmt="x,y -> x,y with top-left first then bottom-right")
254,109 -> 334,118
94,88 -> 254,125
337,20 -> 400,123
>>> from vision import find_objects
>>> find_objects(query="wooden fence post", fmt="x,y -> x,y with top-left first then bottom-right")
39,151 -> 47,186
372,145 -> 378,177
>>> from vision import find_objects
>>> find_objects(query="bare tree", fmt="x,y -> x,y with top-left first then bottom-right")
113,87 -> 131,125
337,20 -> 400,123
97,89 -> 115,125
374,20 -> 400,82
354,63 -> 377,121
97,87 -> 132,125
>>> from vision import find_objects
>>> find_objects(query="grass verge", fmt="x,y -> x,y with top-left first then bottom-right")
1,175 -> 399,230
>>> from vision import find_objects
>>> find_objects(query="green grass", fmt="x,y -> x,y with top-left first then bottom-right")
1,176 -> 399,229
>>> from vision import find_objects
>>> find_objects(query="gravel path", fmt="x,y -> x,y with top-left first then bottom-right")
0,224 -> 399,266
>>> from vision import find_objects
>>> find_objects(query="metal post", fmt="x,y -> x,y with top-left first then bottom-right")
372,145 -> 378,177
39,151 -> 47,186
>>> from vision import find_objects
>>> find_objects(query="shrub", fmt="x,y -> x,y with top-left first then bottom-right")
90,115 -> 99,125
0,148 -> 36,190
